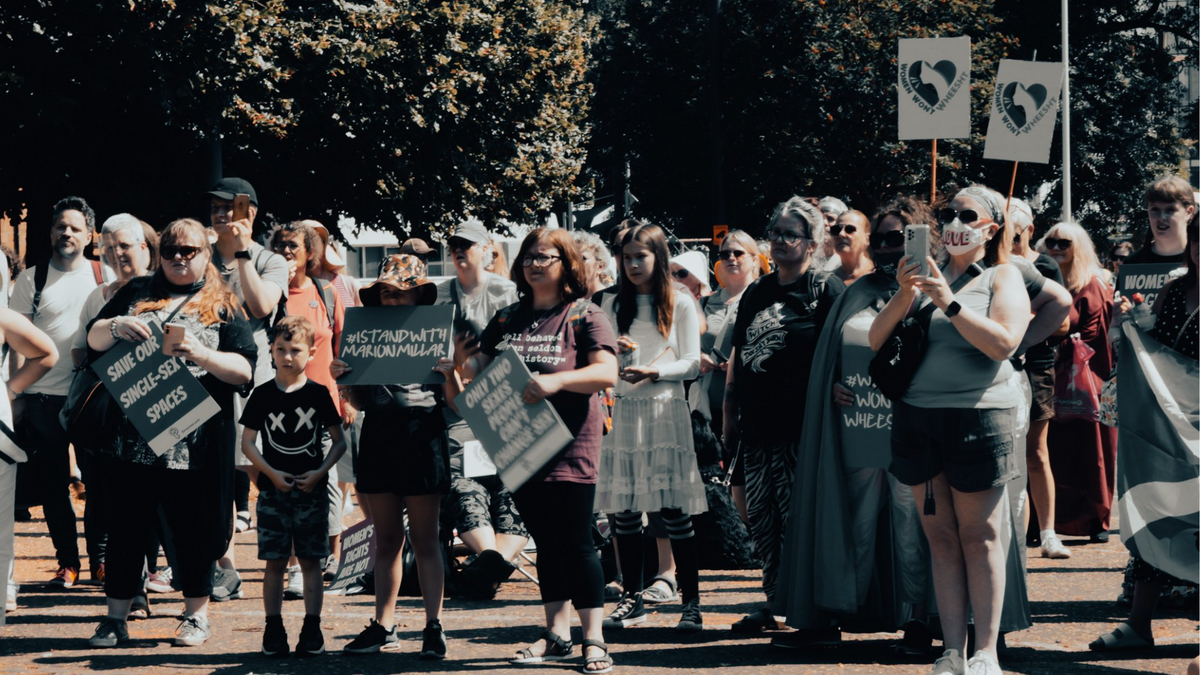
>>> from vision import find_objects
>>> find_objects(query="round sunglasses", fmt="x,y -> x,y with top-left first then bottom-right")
1044,237 -> 1072,251
828,224 -> 859,236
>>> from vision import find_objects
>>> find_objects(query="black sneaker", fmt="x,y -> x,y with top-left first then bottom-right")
420,619 -> 447,660
262,619 -> 289,657
295,617 -> 325,658
602,592 -> 646,628
676,597 -> 703,632
209,568 -> 243,602
88,617 -> 129,648
343,619 -> 399,654
770,626 -> 842,650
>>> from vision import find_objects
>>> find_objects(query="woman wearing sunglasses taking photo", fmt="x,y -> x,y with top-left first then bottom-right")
723,196 -> 844,635
85,219 -> 257,649
1037,223 -> 1118,546
774,195 -> 936,649
868,186 -> 1031,675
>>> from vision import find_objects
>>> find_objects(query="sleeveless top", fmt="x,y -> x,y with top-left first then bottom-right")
904,265 -> 1019,409
1151,280 -> 1199,360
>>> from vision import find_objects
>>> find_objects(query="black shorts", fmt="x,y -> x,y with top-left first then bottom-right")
1026,365 -> 1056,422
257,487 -> 331,561
356,409 -> 450,496
889,402 -> 1018,493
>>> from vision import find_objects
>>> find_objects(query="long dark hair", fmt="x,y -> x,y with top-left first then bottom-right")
510,228 -> 589,303
615,223 -> 673,338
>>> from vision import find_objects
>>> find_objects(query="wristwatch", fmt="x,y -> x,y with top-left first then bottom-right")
233,250 -> 252,260
944,300 -> 962,318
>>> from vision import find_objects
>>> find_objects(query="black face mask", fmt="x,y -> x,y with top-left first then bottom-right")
873,250 -> 905,275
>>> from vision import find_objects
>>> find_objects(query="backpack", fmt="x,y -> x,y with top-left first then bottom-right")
495,297 -> 615,434
31,258 -> 103,320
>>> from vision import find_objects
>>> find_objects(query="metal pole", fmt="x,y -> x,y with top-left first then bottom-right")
1061,0 -> 1072,223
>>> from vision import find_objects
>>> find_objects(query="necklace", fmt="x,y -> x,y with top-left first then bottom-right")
530,307 -> 554,330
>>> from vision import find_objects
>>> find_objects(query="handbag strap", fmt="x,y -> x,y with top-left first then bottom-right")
914,263 -> 983,329
0,418 -> 17,464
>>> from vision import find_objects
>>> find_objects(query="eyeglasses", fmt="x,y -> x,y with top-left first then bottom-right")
767,228 -> 808,245
1044,237 -> 1072,250
869,231 -> 905,250
672,269 -> 691,280
272,241 -> 302,253
938,208 -> 982,226
161,245 -> 203,261
521,254 -> 563,268
717,249 -> 747,261
828,224 -> 859,236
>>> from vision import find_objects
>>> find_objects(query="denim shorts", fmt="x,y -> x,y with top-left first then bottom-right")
889,402 -> 1019,493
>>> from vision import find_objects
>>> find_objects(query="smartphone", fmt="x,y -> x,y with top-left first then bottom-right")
232,193 -> 251,223
162,323 -> 187,356
905,224 -> 931,277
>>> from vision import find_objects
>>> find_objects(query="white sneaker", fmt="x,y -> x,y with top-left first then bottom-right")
1041,536 -> 1072,559
966,650 -> 1003,675
931,648 -> 966,675
283,565 -> 304,600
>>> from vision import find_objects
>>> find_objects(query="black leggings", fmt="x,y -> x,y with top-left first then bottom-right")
234,469 -> 250,513
102,461 -> 217,600
512,481 -> 604,610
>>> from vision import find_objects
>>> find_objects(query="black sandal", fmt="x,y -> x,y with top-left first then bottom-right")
731,608 -> 779,633
581,639 -> 613,674
512,630 -> 573,664
128,594 -> 151,620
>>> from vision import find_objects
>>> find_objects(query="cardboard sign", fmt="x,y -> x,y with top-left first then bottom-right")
1117,263 -> 1184,311
839,338 -> 893,469
337,306 -> 453,385
897,37 -> 972,140
463,439 -> 498,478
983,59 -> 1066,164
456,349 -> 575,491
92,316 -> 221,456
327,518 -> 375,593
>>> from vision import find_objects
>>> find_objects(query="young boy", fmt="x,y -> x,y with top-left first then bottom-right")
241,316 -> 346,657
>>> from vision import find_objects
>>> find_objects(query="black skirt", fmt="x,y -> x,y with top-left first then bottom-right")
356,407 -> 450,496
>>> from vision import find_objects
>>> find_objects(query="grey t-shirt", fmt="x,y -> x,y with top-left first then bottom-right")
216,243 -> 289,387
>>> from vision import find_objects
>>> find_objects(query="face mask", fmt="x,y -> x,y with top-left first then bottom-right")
874,250 -> 904,275
942,220 -> 987,255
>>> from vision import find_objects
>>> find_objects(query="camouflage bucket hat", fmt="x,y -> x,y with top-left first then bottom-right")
358,254 -> 438,306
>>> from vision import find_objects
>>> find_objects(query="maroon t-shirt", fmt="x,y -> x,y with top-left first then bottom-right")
479,299 -> 617,484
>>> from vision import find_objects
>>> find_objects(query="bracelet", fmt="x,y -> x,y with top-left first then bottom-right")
109,318 -> 123,341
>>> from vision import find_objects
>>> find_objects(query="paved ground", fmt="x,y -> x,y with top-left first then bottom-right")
1,496 -> 1196,675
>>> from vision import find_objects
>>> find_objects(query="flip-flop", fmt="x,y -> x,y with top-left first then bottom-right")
1089,622 -> 1154,651
642,575 -> 678,604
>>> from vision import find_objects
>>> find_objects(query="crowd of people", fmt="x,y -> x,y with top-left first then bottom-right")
0,173 -> 1196,675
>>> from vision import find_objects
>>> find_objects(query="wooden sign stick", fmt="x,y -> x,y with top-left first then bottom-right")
931,139 -> 938,204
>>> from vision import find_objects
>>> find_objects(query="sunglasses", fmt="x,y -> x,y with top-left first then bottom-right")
1110,254 -> 1128,262
828,224 -> 859,236
672,268 -> 691,280
717,249 -> 747,261
1044,237 -> 1072,250
869,231 -> 905,250
938,208 -> 982,225
161,245 -> 204,261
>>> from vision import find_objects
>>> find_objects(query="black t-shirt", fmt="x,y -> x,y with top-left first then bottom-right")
730,270 -> 843,445
1024,253 -> 1065,371
1127,245 -> 1185,266
240,379 -> 341,490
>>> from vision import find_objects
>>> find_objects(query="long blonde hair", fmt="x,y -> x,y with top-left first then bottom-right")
1038,222 -> 1102,293
132,218 -> 243,325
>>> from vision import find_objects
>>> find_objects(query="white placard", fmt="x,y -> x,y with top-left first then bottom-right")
897,37 -> 972,140
983,59 -> 1066,164
463,440 -> 497,478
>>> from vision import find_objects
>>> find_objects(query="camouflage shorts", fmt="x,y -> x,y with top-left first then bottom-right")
256,486 -> 331,561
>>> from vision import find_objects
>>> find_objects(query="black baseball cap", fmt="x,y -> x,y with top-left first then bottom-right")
206,177 -> 258,207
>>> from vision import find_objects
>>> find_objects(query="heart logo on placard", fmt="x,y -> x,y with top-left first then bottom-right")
908,60 -> 958,107
1001,82 -> 1048,129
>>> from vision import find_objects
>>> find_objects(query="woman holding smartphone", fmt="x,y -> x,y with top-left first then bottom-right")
85,218 -> 256,649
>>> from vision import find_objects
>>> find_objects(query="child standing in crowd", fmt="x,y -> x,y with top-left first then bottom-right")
240,316 -> 346,657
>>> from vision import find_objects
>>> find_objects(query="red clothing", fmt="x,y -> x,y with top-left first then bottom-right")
1049,276 -> 1118,536
285,279 -> 345,415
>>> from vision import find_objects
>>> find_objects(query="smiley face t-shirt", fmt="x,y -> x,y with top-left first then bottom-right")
240,379 -> 341,490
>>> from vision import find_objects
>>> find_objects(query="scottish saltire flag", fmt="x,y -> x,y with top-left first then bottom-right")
1116,323 -> 1199,584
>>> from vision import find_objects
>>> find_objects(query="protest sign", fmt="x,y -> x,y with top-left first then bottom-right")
1117,263 -> 1184,311
456,349 -> 574,491
983,59 -> 1066,164
839,341 -> 893,469
337,306 -> 453,385
328,518 -> 375,593
897,37 -> 971,140
463,440 -> 498,478
92,315 -> 221,456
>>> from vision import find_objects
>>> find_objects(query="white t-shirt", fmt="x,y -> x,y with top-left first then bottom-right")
11,262 -> 101,395
71,284 -> 114,352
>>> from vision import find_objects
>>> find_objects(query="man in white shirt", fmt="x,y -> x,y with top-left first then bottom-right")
11,196 -> 102,588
